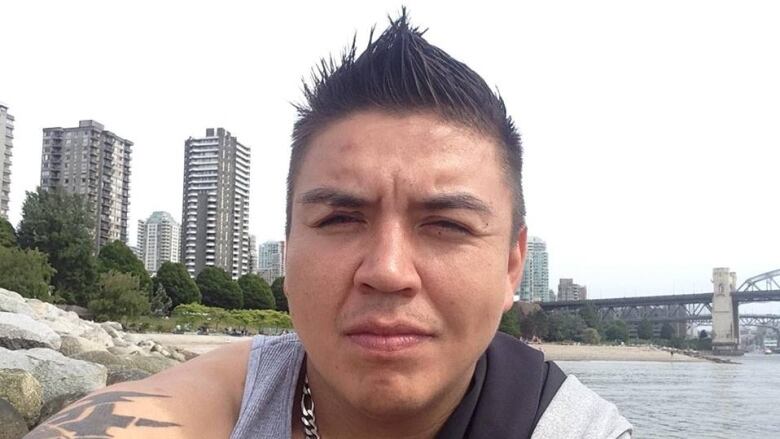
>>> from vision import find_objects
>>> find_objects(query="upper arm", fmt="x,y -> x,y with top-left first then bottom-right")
26,339 -> 253,439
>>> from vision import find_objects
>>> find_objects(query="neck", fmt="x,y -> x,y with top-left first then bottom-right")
295,362 -> 475,439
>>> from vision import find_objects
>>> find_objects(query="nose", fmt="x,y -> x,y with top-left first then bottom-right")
353,219 -> 421,296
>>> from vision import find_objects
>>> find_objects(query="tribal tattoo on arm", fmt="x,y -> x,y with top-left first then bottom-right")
26,391 -> 181,439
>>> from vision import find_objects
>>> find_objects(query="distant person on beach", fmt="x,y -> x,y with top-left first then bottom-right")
28,11 -> 632,439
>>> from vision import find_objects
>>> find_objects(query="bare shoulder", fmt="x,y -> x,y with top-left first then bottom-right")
26,339 -> 253,439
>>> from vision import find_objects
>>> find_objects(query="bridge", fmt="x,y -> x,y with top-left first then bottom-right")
539,268 -> 780,354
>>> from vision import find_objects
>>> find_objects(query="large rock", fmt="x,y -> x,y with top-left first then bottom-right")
23,299 -> 65,321
37,391 -> 87,426
0,369 -> 42,428
77,324 -> 115,348
58,335 -> 107,357
101,325 -> 121,340
73,350 -> 179,375
0,312 -> 62,350
180,349 -> 200,361
37,313 -> 114,348
0,289 -> 35,318
0,398 -> 28,439
72,350 -> 124,367
125,355 -> 179,375
55,304 -> 92,319
0,347 -> 107,406
106,367 -> 151,385
107,345 -> 144,356
101,321 -> 123,333
18,298 -> 114,348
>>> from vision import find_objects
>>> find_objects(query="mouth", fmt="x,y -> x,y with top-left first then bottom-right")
344,322 -> 435,352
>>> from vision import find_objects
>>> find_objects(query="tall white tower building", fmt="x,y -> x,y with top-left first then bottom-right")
138,211 -> 181,274
248,235 -> 259,274
181,128 -> 251,279
516,236 -> 550,302
259,240 -> 285,284
0,103 -> 13,219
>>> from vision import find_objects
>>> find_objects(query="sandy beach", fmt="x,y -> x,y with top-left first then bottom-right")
531,343 -> 703,362
143,333 -> 703,362
142,333 -> 253,354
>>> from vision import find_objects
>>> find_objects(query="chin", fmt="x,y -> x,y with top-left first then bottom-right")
358,390 -> 430,420
349,373 -> 435,419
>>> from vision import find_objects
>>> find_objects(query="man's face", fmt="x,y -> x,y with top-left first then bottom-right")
286,111 -> 526,417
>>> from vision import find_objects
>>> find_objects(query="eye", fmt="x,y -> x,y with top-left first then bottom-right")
317,214 -> 362,228
426,220 -> 472,235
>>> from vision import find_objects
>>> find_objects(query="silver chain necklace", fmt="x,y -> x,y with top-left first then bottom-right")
301,374 -> 320,439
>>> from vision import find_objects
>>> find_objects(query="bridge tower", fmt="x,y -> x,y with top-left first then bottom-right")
711,267 -> 741,354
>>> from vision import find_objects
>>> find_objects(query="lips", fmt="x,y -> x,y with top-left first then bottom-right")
344,322 -> 434,352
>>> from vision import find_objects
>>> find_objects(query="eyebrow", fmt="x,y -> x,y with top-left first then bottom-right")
419,193 -> 494,217
298,187 -> 368,208
299,187 -> 493,217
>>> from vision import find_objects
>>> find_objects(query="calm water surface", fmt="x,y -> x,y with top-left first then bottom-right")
558,354 -> 780,438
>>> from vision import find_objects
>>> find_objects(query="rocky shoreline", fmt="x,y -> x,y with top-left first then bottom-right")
0,288 -> 194,438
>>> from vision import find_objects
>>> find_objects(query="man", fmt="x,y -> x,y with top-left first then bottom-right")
28,12 -> 631,439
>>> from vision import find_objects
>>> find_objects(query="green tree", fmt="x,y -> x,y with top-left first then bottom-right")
172,302 -> 211,328
88,271 -> 150,322
660,322 -> 675,340
197,266 -> 243,310
271,277 -> 287,312
16,188 -> 97,305
238,274 -> 275,310
149,283 -> 173,316
235,309 -> 293,332
519,310 -> 549,340
230,309 -> 255,331
604,320 -> 629,344
98,240 -> 151,292
578,303 -> 602,332
582,327 -> 601,345
546,312 -> 588,342
637,319 -> 654,340
0,217 -> 17,248
208,307 -> 237,331
154,262 -> 201,307
0,246 -> 56,300
498,308 -> 521,338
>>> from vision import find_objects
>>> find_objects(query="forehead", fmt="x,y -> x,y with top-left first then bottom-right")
295,111 -> 508,197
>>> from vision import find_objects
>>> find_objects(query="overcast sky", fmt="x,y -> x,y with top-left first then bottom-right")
2,1 -> 778,311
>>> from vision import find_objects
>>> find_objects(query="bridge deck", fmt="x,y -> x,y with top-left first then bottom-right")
539,290 -> 780,310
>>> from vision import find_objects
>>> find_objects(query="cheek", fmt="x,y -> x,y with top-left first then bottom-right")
422,251 -> 508,334
285,239 -> 353,322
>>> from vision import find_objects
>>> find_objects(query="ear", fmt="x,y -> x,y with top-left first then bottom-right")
503,226 -> 527,312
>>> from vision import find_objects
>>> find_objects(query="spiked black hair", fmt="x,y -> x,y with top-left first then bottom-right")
286,9 -> 524,238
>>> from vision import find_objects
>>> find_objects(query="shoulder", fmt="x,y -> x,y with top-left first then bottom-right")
27,338 -> 254,439
488,332 -> 544,362
531,375 -> 633,439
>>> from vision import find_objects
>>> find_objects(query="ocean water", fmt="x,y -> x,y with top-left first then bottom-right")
558,355 -> 780,438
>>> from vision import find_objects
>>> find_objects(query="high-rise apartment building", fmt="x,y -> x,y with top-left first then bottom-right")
138,211 -> 181,274
0,103 -> 14,218
516,236 -> 550,302
259,240 -> 285,284
558,278 -> 587,301
41,120 -> 132,249
181,128 -> 251,279
248,235 -> 259,274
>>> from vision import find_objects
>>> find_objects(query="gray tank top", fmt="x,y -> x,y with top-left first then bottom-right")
230,333 -> 305,439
